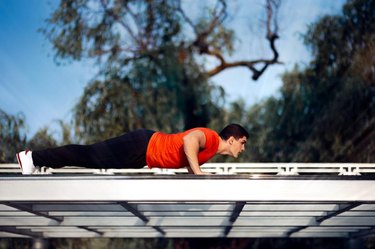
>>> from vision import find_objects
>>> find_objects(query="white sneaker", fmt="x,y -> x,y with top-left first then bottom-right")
16,150 -> 36,175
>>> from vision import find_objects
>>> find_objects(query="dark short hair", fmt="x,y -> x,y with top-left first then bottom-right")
219,123 -> 249,140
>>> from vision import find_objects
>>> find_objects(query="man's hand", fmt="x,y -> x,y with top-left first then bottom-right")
197,171 -> 212,175
186,166 -> 211,175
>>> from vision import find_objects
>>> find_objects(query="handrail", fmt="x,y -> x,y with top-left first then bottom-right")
1,163 -> 375,175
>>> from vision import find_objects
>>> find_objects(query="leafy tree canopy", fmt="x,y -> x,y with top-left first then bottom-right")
41,0 -> 281,142
242,0 -> 375,163
0,109 -> 27,163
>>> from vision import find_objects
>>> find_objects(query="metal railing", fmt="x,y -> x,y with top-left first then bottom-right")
1,163 -> 375,175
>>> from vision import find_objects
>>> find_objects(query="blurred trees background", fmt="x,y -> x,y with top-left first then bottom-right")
40,0 -> 281,143
0,110 -> 26,162
1,0 -> 374,164
0,237 -> 359,249
239,0 -> 375,163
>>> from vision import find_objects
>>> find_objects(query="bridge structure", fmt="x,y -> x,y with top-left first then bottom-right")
0,163 -> 375,240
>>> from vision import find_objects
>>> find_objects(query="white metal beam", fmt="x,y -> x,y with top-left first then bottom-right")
0,175 -> 375,238
1,176 -> 375,202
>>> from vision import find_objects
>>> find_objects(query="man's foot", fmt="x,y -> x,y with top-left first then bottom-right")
16,150 -> 36,175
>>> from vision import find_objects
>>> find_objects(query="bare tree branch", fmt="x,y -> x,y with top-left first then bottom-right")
205,0 -> 227,35
188,0 -> 281,81
99,0 -> 140,46
266,0 -> 280,39
100,0 -> 281,81
176,0 -> 197,33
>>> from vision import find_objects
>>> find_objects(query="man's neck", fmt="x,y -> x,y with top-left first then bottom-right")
216,138 -> 229,155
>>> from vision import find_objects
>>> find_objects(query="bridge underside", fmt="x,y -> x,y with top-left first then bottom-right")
0,175 -> 375,239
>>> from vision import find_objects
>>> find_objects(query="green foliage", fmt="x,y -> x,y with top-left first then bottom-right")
40,0 -> 239,142
74,44 -> 225,143
0,109 -> 27,163
26,120 -> 75,150
41,0 -> 235,65
0,239 -> 32,249
0,238 -> 359,249
243,0 -> 375,162
43,238 -> 172,249
26,127 -> 59,151
0,109 -> 73,162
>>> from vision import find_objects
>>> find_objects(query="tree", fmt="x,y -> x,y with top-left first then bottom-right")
41,0 -> 281,142
43,0 -> 281,80
0,109 -> 27,163
243,0 -> 375,163
0,109 -> 73,162
73,46 -> 226,142
26,127 -> 59,151
27,121 -> 76,150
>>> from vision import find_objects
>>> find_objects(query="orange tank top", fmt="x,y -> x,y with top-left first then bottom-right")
146,128 -> 220,169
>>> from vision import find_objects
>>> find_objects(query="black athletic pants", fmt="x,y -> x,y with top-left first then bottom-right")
32,129 -> 155,169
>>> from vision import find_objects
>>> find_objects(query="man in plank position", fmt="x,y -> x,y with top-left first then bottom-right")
17,123 -> 249,175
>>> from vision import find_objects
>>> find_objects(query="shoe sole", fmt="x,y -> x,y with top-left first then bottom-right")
16,153 -> 23,170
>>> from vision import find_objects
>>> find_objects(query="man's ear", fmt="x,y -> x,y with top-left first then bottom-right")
228,136 -> 235,145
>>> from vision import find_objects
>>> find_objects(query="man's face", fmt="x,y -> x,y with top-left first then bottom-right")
229,136 -> 247,158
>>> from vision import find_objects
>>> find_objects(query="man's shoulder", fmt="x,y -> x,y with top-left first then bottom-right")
191,128 -> 219,141
186,127 -> 217,134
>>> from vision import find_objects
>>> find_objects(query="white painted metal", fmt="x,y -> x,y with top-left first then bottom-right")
0,174 -> 374,238
0,217 -> 60,226
1,177 -> 375,202
2,163 -> 375,175
242,204 -> 338,211
291,232 -> 349,238
235,217 -> 317,226
0,232 -> 28,238
239,211 -> 327,216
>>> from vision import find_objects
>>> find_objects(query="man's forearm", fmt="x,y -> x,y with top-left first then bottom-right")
184,146 -> 203,174
183,138 -> 203,174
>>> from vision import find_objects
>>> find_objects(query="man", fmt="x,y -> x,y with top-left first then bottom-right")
16,123 -> 249,175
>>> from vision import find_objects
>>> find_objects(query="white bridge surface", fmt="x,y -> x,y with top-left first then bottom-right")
0,163 -> 375,239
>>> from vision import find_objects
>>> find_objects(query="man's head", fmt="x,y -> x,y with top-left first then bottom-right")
219,124 -> 249,158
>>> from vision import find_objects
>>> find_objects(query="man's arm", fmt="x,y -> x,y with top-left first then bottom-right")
182,130 -> 210,175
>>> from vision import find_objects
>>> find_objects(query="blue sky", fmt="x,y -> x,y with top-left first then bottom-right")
0,0 -> 346,138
